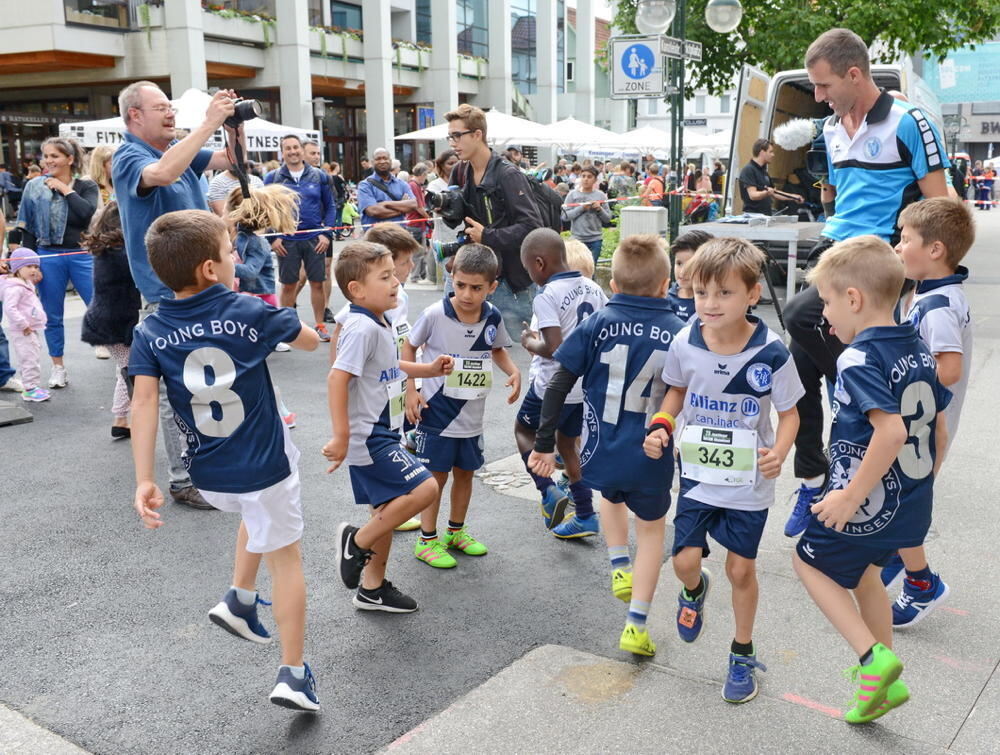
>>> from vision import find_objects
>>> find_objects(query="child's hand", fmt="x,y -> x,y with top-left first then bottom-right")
642,428 -> 671,459
811,489 -> 859,532
322,435 -> 348,473
134,482 -> 165,529
405,389 -> 427,425
430,354 -> 454,376
528,450 -> 555,478
505,369 -> 521,404
757,447 -> 784,479
519,322 -> 538,349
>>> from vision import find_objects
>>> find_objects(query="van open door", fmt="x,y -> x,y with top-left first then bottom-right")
724,64 -> 771,215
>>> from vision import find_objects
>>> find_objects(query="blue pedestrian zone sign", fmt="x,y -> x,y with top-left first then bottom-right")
610,35 -> 665,99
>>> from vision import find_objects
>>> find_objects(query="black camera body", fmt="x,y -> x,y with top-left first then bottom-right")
425,187 -> 468,228
224,98 -> 262,129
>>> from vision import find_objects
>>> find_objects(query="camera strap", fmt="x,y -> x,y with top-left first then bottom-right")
228,131 -> 251,200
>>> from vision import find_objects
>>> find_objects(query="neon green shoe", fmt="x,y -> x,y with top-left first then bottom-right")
611,569 -> 633,602
845,643 -> 903,717
394,517 -> 421,532
414,538 -> 457,568
444,527 -> 488,556
619,623 -> 656,657
845,679 -> 910,724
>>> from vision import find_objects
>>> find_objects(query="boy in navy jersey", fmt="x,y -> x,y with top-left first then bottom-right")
793,236 -> 950,724
529,235 -> 684,656
326,242 -> 450,610
644,238 -> 803,704
885,198 -> 974,627
403,244 -> 521,568
516,228 -> 607,538
129,210 -> 322,712
667,229 -> 713,322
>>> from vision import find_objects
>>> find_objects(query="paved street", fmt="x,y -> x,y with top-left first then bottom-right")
2,214 -> 999,754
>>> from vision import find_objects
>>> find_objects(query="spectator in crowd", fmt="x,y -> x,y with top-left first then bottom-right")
207,167 -> 263,216
406,163 -> 431,282
112,80 -> 243,510
359,156 -> 374,179
564,166 -> 611,263
86,146 -> 116,207
711,160 -> 726,195
303,139 -> 341,321
426,149 -> 461,287
26,164 -> 42,180
356,147 -> 417,230
639,162 -> 665,207
738,138 -> 776,215
14,136 -> 98,389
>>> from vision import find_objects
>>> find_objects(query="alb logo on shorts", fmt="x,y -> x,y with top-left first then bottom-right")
745,363 -> 772,392
828,440 -> 901,536
864,137 -> 882,159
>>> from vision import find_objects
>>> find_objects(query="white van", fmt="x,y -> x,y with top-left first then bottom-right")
723,61 -> 945,215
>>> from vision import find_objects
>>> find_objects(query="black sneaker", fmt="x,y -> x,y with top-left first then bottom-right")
335,522 -> 372,589
353,580 -> 418,613
323,307 -> 335,323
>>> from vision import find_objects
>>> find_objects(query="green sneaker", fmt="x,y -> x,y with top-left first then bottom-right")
414,538 -> 457,568
619,623 -> 656,657
444,527 -> 488,556
845,679 -> 910,724
611,569 -> 633,602
846,643 -> 903,717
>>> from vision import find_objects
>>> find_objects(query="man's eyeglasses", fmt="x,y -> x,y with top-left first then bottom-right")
446,130 -> 475,142
137,105 -> 178,115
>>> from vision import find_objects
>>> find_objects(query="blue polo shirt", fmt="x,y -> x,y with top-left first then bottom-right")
357,173 -> 415,229
112,132 -> 214,304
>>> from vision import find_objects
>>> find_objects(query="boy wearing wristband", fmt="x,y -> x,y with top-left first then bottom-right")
529,235 -> 685,656
644,238 -> 803,703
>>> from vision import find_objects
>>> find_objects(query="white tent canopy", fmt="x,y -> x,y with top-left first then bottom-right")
542,117 -> 627,151
396,109 -> 553,146
59,88 -> 319,152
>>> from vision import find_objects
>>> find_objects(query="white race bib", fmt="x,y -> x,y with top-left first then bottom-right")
443,357 -> 493,400
679,425 -> 757,487
394,320 -> 411,358
386,378 -> 406,431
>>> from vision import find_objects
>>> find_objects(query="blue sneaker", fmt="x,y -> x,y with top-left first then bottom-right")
892,573 -> 950,628
784,482 -> 822,537
676,568 -> 711,643
540,485 -> 570,530
880,553 -> 905,588
208,589 -> 272,645
269,663 -> 320,712
722,652 -> 767,703
552,514 -> 599,539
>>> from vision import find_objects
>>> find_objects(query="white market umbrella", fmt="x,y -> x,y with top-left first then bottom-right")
619,125 -> 672,154
684,128 -> 732,157
543,117 -> 627,152
396,109 -> 553,147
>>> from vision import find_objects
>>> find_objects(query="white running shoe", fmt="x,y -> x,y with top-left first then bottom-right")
0,376 -> 24,392
94,345 -> 111,360
48,365 -> 68,389
274,342 -> 291,352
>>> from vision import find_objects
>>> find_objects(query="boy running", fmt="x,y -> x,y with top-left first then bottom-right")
403,244 -> 521,568
516,228 -> 607,538
884,198 -> 974,626
644,238 -> 803,703
529,235 -> 685,656
326,242 -> 451,611
129,210 -> 322,711
793,236 -> 950,723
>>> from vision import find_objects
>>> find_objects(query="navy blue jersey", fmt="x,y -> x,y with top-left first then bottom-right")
129,285 -> 303,493
554,293 -> 686,492
827,325 -> 951,548
667,282 -> 695,322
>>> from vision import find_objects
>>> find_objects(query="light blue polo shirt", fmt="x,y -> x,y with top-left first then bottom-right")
112,132 -> 214,303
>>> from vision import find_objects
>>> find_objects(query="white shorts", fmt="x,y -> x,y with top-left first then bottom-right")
200,430 -> 304,554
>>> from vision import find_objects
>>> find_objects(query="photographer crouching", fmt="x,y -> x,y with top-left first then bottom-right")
436,104 -> 543,339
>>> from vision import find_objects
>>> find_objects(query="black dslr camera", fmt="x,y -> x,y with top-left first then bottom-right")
224,98 -> 262,129
425,186 -> 471,259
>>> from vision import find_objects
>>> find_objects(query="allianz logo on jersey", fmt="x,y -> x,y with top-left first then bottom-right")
689,392 -> 760,417
379,366 -> 403,382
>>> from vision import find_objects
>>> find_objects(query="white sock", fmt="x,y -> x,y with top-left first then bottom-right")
804,475 -> 824,488
232,586 -> 257,606
281,665 -> 305,680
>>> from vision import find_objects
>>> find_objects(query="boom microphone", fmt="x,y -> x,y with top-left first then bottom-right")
772,118 -> 823,151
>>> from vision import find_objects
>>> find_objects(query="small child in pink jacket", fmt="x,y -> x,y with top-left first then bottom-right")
2,248 -> 49,401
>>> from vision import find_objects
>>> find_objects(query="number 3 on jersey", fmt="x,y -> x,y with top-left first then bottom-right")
599,344 -> 665,424
183,347 -> 245,437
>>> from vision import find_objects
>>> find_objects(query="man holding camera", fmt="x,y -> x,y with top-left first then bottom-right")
264,134 -> 338,341
113,81 -> 248,510
445,104 -> 543,338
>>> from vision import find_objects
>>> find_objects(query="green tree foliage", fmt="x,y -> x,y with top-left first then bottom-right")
609,0 -> 1000,95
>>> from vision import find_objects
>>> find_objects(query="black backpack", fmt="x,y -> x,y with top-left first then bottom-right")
525,175 -> 565,233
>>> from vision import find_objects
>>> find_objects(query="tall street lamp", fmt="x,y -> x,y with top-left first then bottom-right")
635,0 -> 743,241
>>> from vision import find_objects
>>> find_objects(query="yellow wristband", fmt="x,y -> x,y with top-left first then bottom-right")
652,411 -> 675,426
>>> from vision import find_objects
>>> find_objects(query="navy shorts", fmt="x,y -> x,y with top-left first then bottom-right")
348,444 -> 432,509
411,428 -> 484,473
672,489 -> 768,560
276,237 -> 326,284
602,488 -> 671,522
516,385 -> 584,437
796,520 -> 897,589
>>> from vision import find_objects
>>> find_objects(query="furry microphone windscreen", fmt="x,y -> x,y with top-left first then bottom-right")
772,118 -> 819,151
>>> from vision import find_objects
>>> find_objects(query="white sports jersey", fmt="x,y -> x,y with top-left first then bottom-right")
337,286 -> 410,353
898,267 -> 972,444
662,317 -> 804,511
530,271 -> 607,403
333,305 -> 406,466
408,296 -> 512,438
